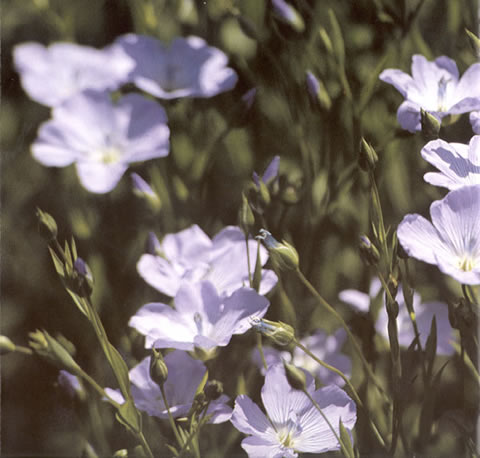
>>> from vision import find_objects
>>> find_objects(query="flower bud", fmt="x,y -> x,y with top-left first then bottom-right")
149,348 -> 168,387
0,335 -> 16,354
131,173 -> 161,212
71,257 -> 94,297
146,231 -> 163,256
257,229 -> 299,271
36,207 -> 58,241
204,380 -> 223,401
283,360 -> 307,391
386,300 -> 399,319
358,235 -> 380,266
272,0 -> 305,33
250,317 -> 295,346
306,71 -> 331,111
420,109 -> 441,141
387,274 -> 398,299
358,138 -> 378,172
29,330 -> 82,373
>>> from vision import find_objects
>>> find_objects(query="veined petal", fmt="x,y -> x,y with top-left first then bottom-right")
231,395 -> 275,436
241,436 -> 294,458
379,69 -> 413,97
76,161 -> 127,194
136,254 -> 182,297
397,214 -> 448,265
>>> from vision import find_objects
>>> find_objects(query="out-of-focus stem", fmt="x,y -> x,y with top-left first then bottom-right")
159,384 -> 183,448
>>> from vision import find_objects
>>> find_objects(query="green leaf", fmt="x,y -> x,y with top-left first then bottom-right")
424,316 -> 437,379
105,341 -> 132,400
48,246 -> 65,278
328,9 -> 345,66
339,419 -> 355,458
116,399 -> 142,434
195,369 -> 209,397
66,289 -> 89,317
252,240 -> 263,292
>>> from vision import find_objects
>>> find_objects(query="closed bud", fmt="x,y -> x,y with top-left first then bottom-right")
72,257 -> 94,297
150,348 -> 168,387
386,300 -> 399,318
204,380 -> 223,401
272,0 -> 305,33
257,229 -> 299,271
387,274 -> 398,299
0,335 -> 16,354
420,109 -> 441,141
358,235 -> 380,265
358,138 -> 378,172
36,208 -> 58,241
306,71 -> 331,111
131,173 -> 161,212
283,360 -> 307,391
250,317 -> 295,346
29,330 -> 82,373
238,193 -> 255,236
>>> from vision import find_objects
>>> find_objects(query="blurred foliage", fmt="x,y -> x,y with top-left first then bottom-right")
1,0 -> 479,456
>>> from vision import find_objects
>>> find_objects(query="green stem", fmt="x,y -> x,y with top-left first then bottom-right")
295,269 -> 388,400
14,345 -> 33,355
245,236 -> 252,286
257,333 -> 267,371
295,340 -> 386,450
136,431 -> 155,458
160,384 -> 183,448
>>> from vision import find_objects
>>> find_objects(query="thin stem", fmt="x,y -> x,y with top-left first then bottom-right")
295,340 -> 386,449
160,384 -> 183,448
295,269 -> 388,400
245,236 -> 252,286
257,333 -> 267,371
136,431 -> 155,458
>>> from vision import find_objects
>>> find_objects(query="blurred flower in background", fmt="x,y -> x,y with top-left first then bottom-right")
115,34 -> 238,99
340,279 -> 455,354
13,41 -> 134,107
421,136 -> 480,190
397,185 -> 480,285
252,329 -> 352,386
231,363 -> 356,457
129,280 -> 270,351
380,55 -> 480,132
105,350 -> 231,422
137,225 -> 277,297
31,90 -> 170,193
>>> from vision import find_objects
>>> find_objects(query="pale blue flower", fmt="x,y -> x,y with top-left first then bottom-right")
397,185 -> 480,285
129,280 -> 269,351
105,350 -> 231,422
14,41 -> 133,107
470,111 -> 480,134
421,136 -> 480,190
115,34 -> 237,99
380,55 -> 480,132
32,90 -> 169,193
231,364 -> 356,457
137,225 -> 277,297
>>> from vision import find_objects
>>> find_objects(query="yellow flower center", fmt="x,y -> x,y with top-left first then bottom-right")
458,255 -> 475,272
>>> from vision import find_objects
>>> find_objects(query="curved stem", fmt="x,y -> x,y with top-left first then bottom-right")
295,269 -> 388,400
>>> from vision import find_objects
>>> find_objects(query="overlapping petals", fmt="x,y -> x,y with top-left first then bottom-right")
380,55 -> 480,132
14,42 -> 133,107
115,34 -> 237,99
231,364 -> 356,457
397,185 -> 480,285
31,90 -> 169,193
421,137 -> 480,190
105,350 -> 231,422
137,225 -> 277,297
129,280 -> 270,351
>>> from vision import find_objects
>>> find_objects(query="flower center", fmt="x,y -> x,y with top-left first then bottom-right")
458,255 -> 476,272
437,77 -> 451,112
91,146 -> 121,164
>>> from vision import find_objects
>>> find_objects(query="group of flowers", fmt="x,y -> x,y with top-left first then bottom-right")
380,55 -> 480,286
16,33 -> 360,456
14,34 -> 237,193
